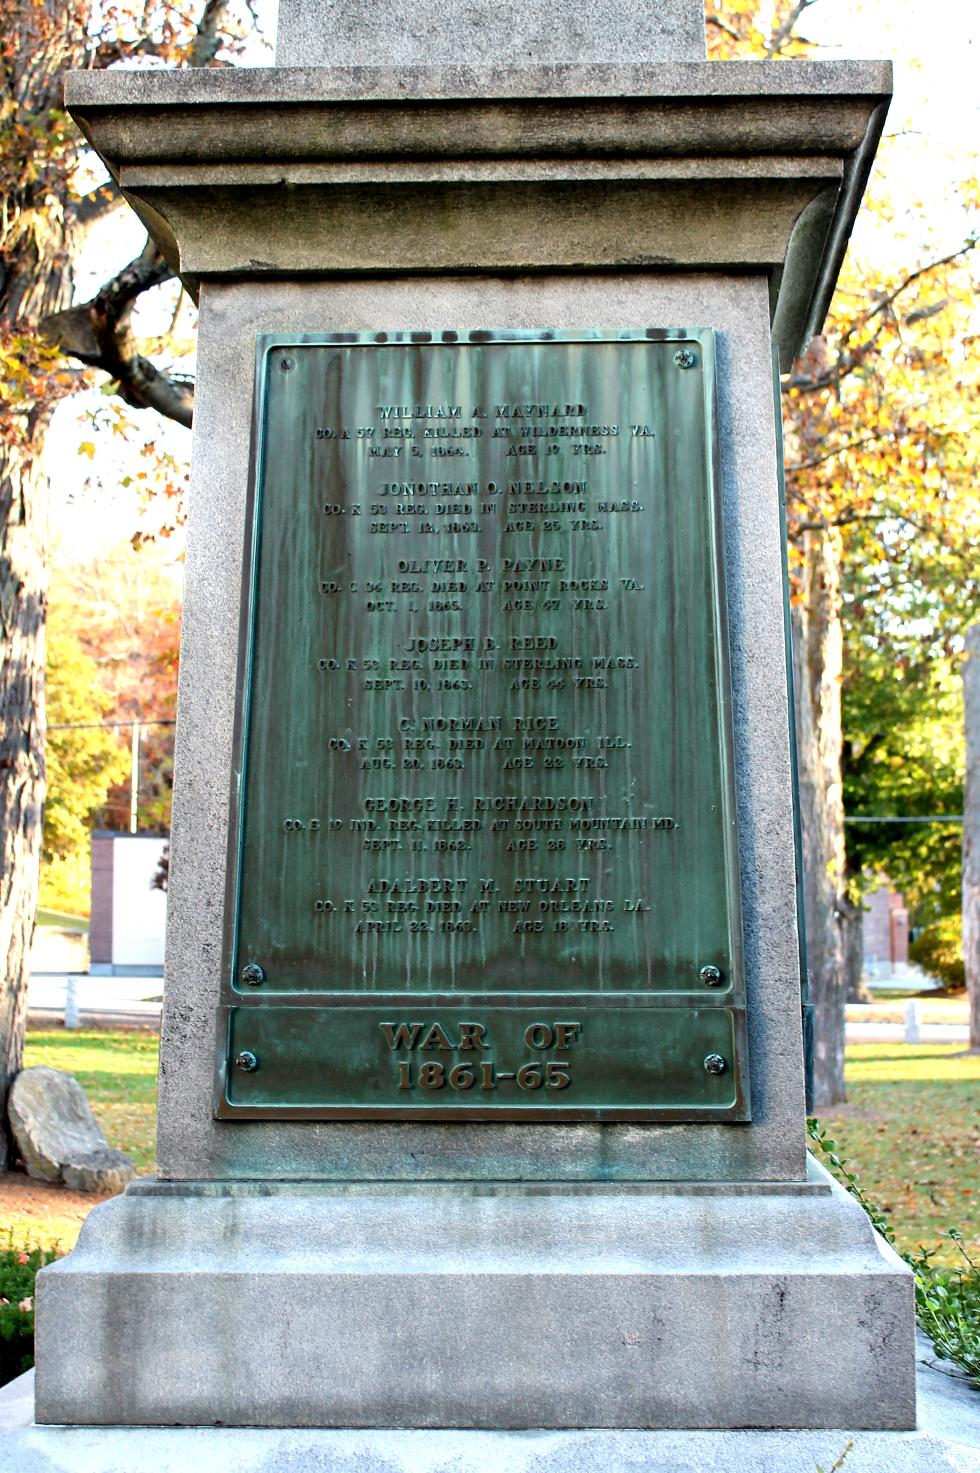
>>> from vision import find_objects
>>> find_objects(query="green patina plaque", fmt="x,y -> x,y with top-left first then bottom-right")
216,330 -> 749,1121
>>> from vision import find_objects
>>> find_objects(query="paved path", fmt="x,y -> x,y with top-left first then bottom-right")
846,1021 -> 970,1043
27,972 -> 971,1042
865,965 -> 938,993
28,972 -> 163,1028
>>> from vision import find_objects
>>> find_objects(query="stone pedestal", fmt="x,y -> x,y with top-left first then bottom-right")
37,1164 -> 913,1429
37,5 -> 911,1433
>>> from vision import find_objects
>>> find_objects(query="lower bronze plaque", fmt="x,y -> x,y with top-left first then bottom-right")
216,330 -> 749,1121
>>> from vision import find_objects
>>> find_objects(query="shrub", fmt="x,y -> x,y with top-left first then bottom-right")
909,914 -> 965,992
0,1242 -> 58,1388
914,1234 -> 980,1385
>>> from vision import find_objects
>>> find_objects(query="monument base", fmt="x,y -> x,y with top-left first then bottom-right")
7,1347 -> 978,1473
35,1158 -> 914,1430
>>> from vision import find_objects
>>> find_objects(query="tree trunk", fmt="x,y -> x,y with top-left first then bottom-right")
791,527 -> 847,1107
0,0 -> 87,1164
840,885 -> 871,1004
964,625 -> 980,1051
0,440 -> 50,1164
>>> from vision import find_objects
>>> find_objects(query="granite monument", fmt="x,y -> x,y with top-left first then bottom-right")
34,0 -> 912,1435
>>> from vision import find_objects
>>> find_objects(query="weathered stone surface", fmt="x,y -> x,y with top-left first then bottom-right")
155,272 -> 804,1185
46,17 -> 910,1439
34,1162 -> 915,1429
8,1067 -> 135,1192
8,1341 -> 980,1473
64,60 -> 892,366
61,1149 -> 136,1194
275,0 -> 707,67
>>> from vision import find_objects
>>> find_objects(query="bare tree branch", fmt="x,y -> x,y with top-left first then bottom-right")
905,299 -> 949,325
45,1 -> 241,428
786,435 -> 882,474
787,496 -> 952,547
705,13 -> 740,41
186,0 -> 232,66
792,512 -> 891,534
90,33 -> 168,68
72,180 -> 125,232
41,240 -> 194,428
784,235 -> 977,394
786,355 -> 860,395
167,284 -> 187,338
839,239 -> 978,352
766,0 -> 819,57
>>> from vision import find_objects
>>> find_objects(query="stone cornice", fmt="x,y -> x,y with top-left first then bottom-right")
67,60 -> 891,366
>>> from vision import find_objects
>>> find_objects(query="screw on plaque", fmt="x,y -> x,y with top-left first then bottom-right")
279,355 -> 296,372
700,964 -> 723,987
674,348 -> 697,370
703,1053 -> 728,1075
235,1051 -> 259,1073
241,962 -> 265,987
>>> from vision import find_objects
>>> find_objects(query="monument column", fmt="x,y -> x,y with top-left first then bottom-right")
38,0 -> 912,1431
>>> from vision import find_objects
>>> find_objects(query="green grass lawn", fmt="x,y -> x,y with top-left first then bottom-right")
23,1029 -> 159,1172
5,1032 -> 979,1271
0,1030 -> 159,1254
35,911 -> 89,933
817,1043 -> 980,1267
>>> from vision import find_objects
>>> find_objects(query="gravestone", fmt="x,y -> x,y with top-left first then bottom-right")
37,0 -> 913,1432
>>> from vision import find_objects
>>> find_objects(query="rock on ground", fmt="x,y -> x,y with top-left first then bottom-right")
7,1067 -> 135,1193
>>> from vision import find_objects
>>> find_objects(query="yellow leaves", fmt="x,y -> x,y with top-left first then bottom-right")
0,346 -> 32,392
705,0 -> 819,59
783,239 -> 980,555
957,178 -> 980,213
74,399 -> 191,539
0,330 -> 73,427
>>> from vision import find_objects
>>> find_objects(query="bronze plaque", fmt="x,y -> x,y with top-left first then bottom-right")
216,330 -> 748,1120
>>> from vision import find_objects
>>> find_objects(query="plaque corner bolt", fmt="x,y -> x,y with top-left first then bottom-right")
674,348 -> 697,370
235,1051 -> 259,1073
279,355 -> 296,372
241,962 -> 265,986
703,1053 -> 728,1076
700,964 -> 723,987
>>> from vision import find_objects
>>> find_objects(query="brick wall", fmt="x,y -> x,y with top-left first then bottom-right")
89,833 -> 114,965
